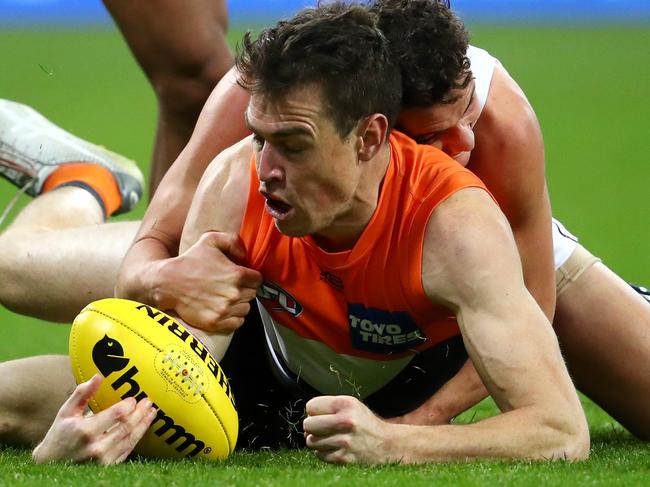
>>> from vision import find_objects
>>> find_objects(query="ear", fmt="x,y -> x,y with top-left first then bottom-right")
356,114 -> 389,162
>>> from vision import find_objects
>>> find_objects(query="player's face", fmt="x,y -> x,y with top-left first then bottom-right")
396,79 -> 479,166
245,85 -> 362,242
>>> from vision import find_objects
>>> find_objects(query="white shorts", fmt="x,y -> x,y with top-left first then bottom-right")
552,218 -> 578,269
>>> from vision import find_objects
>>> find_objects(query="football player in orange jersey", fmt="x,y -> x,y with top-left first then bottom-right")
169,3 -> 589,462
0,0 -> 647,463
28,2 -> 587,463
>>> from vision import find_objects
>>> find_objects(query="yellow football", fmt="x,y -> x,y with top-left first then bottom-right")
69,298 -> 238,460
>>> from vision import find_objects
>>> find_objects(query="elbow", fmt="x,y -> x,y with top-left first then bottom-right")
557,426 -> 590,462
540,407 -> 590,461
566,420 -> 590,461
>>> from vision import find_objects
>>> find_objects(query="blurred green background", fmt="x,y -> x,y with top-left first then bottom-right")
0,24 -> 649,361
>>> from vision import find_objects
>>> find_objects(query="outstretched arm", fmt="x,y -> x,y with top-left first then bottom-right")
304,188 -> 588,464
390,62 -> 555,426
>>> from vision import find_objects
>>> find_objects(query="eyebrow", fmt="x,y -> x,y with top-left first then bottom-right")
244,112 -> 312,139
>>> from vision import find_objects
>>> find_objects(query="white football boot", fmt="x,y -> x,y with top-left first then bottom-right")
0,99 -> 143,214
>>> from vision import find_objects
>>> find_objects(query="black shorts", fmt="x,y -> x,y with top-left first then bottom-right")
219,305 -> 468,450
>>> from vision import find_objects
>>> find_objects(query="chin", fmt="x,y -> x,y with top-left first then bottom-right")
273,219 -> 308,238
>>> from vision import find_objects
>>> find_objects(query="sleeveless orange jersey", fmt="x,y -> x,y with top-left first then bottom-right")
240,130 -> 491,404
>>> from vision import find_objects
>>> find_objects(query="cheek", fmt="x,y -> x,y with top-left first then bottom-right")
321,149 -> 358,194
442,126 -> 475,155
460,127 -> 475,150
453,152 -> 471,166
293,146 -> 357,210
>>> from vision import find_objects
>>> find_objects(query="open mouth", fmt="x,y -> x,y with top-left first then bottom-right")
261,191 -> 293,220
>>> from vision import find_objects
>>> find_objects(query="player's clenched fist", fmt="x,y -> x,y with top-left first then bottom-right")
151,231 -> 263,333
32,374 -> 156,464
303,395 -> 400,465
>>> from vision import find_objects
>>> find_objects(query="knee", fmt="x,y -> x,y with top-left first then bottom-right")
0,413 -> 39,447
0,356 -> 74,446
0,233 -> 27,311
152,46 -> 233,125
0,384 -> 44,447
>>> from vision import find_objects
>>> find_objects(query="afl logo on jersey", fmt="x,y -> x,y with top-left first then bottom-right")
257,281 -> 303,317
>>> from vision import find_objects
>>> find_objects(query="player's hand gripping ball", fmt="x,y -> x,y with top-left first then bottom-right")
69,298 -> 238,460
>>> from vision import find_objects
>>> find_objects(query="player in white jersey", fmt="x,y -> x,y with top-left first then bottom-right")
463,45 -> 580,273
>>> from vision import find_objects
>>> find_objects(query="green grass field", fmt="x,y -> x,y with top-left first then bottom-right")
0,23 -> 649,485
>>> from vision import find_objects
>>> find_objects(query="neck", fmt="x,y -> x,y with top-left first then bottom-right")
312,143 -> 391,252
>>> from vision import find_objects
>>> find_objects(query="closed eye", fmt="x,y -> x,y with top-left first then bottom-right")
252,133 -> 265,149
414,132 -> 441,145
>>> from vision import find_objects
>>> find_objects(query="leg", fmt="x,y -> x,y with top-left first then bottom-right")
554,253 -> 650,439
0,189 -> 139,322
103,0 -> 234,194
0,100 -> 143,322
0,355 -> 76,446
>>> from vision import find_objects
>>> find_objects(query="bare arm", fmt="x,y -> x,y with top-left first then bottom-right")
406,188 -> 585,461
470,62 -> 555,320
164,137 -> 257,356
304,188 -> 588,463
116,68 -> 255,330
393,62 -> 555,425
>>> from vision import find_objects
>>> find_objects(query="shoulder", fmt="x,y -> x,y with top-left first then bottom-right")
193,137 -> 253,207
477,62 -> 542,159
470,62 -> 546,224
421,187 -> 523,310
182,137 -> 254,242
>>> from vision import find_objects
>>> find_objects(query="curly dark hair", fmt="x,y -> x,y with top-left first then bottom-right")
372,0 -> 471,108
236,1 -> 402,137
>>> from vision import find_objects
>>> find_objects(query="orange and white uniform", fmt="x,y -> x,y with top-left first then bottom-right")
240,130 -> 490,414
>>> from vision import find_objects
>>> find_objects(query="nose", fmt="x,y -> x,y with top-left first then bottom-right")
256,145 -> 285,184
439,123 -> 475,158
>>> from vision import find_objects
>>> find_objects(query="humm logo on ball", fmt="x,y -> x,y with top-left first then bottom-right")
92,334 -> 208,458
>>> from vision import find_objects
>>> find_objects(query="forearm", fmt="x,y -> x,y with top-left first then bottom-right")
385,406 -> 588,463
512,205 -> 556,322
115,139 -> 202,305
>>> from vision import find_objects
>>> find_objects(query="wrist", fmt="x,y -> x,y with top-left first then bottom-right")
381,422 -> 417,464
140,258 -> 169,309
116,257 -> 165,308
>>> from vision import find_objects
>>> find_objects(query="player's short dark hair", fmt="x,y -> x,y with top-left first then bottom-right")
236,1 -> 402,137
372,0 -> 471,108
